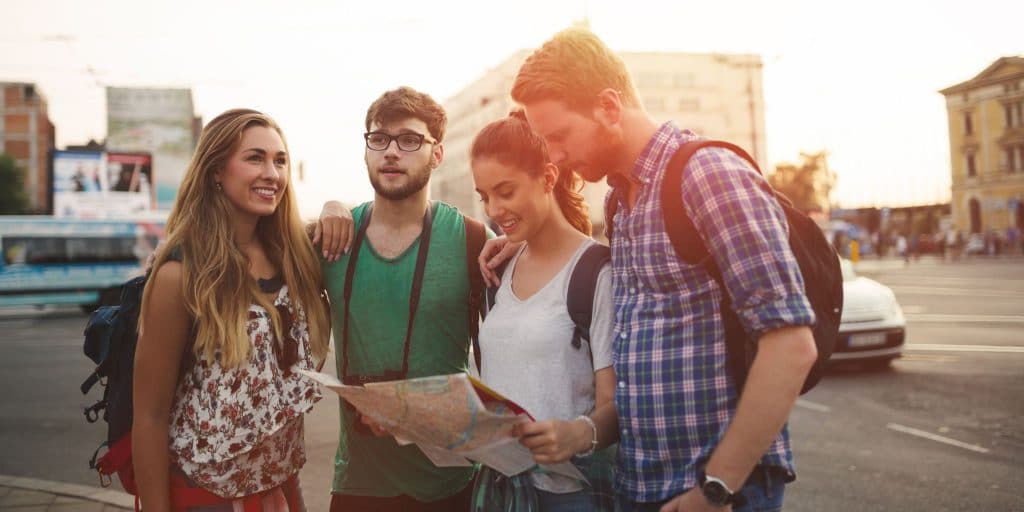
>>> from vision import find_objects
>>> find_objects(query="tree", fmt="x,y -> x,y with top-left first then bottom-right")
767,151 -> 836,214
0,153 -> 30,214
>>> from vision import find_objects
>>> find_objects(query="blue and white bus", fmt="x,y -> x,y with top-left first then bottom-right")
0,215 -> 167,310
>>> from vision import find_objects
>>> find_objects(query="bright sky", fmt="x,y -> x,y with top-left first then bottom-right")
3,0 -> 1022,216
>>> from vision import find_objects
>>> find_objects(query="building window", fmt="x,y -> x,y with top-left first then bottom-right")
963,111 -> 973,135
966,153 -> 977,177
679,98 -> 701,111
1008,147 -> 1018,172
637,73 -> 663,88
969,198 -> 981,233
1004,101 -> 1023,128
644,96 -> 666,112
673,73 -> 696,88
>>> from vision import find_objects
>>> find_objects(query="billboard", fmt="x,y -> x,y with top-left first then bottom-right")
51,150 -> 153,218
106,87 -> 196,211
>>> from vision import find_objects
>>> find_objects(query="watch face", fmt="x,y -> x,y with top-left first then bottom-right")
702,480 -> 731,506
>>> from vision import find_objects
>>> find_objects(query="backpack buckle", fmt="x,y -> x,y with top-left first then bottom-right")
84,400 -> 106,423
98,470 -> 112,488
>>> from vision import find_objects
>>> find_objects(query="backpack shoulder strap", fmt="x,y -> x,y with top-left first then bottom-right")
463,215 -> 487,372
660,140 -> 762,268
567,243 -> 611,350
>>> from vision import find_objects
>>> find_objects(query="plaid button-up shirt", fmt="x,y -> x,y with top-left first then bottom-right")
607,123 -> 815,502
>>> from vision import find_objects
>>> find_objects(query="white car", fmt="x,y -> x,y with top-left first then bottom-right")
831,259 -> 906,367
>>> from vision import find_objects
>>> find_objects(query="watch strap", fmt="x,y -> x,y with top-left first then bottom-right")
700,473 -> 747,507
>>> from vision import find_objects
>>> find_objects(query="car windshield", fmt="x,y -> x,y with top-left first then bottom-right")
840,259 -> 858,282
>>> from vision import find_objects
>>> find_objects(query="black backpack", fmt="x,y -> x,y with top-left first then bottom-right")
605,140 -> 842,394
473,243 -> 610,372
81,274 -> 147,493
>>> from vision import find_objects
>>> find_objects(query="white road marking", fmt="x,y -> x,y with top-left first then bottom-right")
886,423 -> 990,454
905,344 -> 1024,354
905,314 -> 1024,324
897,353 -> 958,363
891,286 -> 1024,298
874,275 -> 1024,288
795,399 -> 831,413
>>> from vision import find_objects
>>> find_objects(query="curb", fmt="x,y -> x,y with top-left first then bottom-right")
0,473 -> 134,509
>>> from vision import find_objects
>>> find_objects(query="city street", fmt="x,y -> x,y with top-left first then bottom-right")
0,257 -> 1021,511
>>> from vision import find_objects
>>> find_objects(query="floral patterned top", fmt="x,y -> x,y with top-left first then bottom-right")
168,284 -> 323,499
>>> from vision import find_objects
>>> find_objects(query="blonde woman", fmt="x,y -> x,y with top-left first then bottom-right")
133,109 -> 330,512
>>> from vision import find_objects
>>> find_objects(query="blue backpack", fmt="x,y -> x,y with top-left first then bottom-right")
81,273 -> 147,493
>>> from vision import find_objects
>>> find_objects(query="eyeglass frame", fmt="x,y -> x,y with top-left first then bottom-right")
363,131 -> 437,152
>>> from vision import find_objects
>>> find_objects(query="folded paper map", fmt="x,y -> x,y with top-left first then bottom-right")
298,370 -> 585,481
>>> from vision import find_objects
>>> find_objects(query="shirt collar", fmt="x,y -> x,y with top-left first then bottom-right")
608,122 -> 703,193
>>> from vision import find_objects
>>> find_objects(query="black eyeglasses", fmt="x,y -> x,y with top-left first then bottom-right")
364,131 -> 437,152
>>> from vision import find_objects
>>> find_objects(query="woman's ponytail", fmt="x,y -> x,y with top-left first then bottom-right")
553,167 -> 591,236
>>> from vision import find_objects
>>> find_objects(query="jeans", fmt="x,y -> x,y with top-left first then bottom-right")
536,488 -> 593,512
617,465 -> 786,512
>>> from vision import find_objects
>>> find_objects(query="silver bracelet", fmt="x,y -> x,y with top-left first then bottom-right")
574,415 -> 598,457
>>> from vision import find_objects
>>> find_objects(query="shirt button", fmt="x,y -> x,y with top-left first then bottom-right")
617,381 -> 626,389
629,287 -> 637,294
619,332 -> 627,339
621,428 -> 629,436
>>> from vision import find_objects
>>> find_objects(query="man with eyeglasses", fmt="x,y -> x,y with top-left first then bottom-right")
320,86 -> 491,512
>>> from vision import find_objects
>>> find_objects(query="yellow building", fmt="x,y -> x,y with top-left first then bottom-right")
940,57 -> 1024,235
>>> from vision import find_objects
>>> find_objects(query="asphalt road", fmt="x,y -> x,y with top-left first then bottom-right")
1,256 -> 1021,510
786,257 -> 1024,511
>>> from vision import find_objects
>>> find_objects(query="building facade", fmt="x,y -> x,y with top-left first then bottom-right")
940,57 -> 1024,235
1,82 -> 55,213
106,87 -> 198,211
432,49 -> 766,233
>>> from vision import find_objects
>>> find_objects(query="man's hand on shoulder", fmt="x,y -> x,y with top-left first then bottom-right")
478,235 -> 522,287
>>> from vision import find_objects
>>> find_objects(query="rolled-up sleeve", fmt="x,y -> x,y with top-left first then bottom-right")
679,148 -> 816,340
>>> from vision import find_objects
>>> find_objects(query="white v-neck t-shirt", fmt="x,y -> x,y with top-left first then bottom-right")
478,239 -> 614,493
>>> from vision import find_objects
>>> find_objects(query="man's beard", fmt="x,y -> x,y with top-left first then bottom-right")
569,125 -> 622,183
369,164 -> 431,201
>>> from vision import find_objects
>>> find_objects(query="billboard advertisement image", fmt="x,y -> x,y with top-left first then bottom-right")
51,150 -> 153,218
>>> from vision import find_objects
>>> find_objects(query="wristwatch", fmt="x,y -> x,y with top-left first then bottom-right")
699,473 -> 745,507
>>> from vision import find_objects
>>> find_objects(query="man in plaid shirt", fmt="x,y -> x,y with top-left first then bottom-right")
482,28 -> 817,511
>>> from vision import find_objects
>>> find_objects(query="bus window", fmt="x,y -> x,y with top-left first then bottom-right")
66,237 -> 138,263
3,236 -> 140,265
4,237 -> 65,265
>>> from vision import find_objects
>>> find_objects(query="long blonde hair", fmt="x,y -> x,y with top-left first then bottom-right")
140,109 -> 330,367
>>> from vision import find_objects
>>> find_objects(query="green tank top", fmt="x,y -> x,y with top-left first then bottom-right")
323,201 -> 476,500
